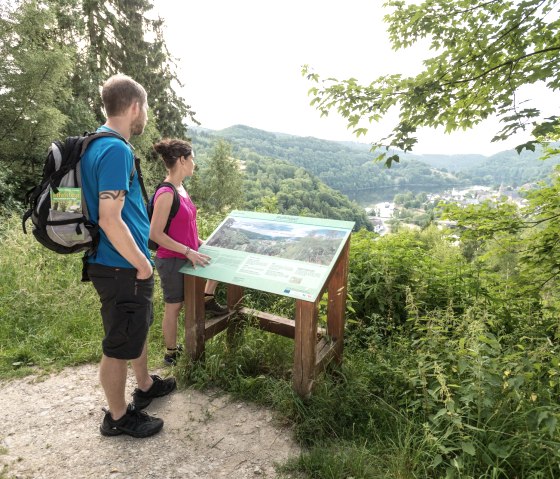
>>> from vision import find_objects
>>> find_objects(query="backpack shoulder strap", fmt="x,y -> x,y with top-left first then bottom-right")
80,130 -> 127,156
156,182 -> 180,219
134,156 -> 149,204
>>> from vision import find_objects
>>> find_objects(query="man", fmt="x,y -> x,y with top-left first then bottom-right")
81,74 -> 176,438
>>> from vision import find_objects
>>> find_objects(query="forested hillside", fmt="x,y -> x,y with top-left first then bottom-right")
192,125 -> 560,193
190,133 -> 372,231
409,146 -> 560,186
195,125 -> 462,194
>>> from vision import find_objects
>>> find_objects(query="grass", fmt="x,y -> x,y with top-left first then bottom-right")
0,213 -> 168,378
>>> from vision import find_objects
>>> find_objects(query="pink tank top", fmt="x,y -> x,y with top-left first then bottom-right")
154,186 -> 199,259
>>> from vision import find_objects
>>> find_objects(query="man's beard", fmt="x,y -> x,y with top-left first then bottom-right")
131,113 -> 146,136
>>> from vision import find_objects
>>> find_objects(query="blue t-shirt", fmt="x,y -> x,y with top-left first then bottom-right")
81,126 -> 151,268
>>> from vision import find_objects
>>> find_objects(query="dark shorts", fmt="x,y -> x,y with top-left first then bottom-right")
154,257 -> 186,304
88,263 -> 154,360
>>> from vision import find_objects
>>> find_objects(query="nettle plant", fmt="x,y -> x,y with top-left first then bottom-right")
400,301 -> 560,478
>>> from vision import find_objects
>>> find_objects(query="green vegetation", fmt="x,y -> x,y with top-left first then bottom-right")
388,191 -> 437,230
242,155 -> 372,230
0,211 -> 223,379
0,214 -> 160,377
3,194 -> 560,477
414,147 -> 560,188
193,125 -> 463,195
189,139 -> 245,213
177,222 -> 560,478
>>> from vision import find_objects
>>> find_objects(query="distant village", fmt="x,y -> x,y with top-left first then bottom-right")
365,184 -> 531,236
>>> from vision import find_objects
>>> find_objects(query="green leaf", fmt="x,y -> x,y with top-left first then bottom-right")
461,441 -> 476,456
431,454 -> 443,468
488,442 -> 511,459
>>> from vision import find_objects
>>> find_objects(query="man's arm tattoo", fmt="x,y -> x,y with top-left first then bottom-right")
99,190 -> 127,200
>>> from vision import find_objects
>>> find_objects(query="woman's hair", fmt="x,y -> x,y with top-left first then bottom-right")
101,74 -> 147,117
153,139 -> 193,169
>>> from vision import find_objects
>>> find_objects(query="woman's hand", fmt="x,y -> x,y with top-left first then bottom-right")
185,246 -> 211,268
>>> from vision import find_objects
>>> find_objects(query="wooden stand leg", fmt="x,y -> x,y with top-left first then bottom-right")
227,284 -> 244,310
184,275 -> 205,360
327,240 -> 349,363
293,298 -> 319,398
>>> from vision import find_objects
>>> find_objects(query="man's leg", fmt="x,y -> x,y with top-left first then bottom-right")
131,342 -> 152,391
99,354 -> 128,420
130,341 -> 177,410
90,264 -> 165,437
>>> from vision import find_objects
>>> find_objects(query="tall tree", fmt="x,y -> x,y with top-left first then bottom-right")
191,140 -> 244,213
0,1 -> 73,174
77,0 -> 196,138
0,0 -> 197,204
303,0 -> 560,165
45,0 -> 196,140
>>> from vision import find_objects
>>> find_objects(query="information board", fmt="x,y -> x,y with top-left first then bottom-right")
179,211 -> 354,302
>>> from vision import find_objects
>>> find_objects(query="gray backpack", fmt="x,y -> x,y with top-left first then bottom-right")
21,131 -> 142,254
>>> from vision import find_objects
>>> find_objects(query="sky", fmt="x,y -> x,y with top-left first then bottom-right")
151,0 -> 556,156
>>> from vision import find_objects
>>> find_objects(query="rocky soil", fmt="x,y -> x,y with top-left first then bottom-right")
0,364 -> 300,479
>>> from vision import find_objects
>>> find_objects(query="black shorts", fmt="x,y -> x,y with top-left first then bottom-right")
88,263 -> 154,360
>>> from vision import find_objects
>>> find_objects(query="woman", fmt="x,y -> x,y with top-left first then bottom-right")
150,139 -> 227,365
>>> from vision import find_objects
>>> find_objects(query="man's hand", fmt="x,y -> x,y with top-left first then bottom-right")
136,259 -> 153,279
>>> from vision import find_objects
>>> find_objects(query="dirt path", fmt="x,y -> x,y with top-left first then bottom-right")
0,365 -> 300,479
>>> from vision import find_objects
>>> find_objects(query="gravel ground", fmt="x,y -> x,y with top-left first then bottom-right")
0,364 -> 301,479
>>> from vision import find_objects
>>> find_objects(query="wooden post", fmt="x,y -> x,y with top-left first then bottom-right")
227,284 -> 244,310
293,297 -> 319,398
184,275 -> 205,360
327,238 -> 350,362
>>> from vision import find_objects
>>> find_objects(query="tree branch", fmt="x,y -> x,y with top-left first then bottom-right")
538,269 -> 560,289
443,46 -> 560,86
449,0 -> 502,16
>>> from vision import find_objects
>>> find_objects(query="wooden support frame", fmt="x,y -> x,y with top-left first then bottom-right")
183,237 -> 350,397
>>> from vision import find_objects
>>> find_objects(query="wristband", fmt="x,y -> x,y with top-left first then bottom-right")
184,246 -> 191,257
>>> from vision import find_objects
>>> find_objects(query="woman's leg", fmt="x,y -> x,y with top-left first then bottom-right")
204,279 -> 218,295
163,301 -> 183,349
204,280 -> 228,315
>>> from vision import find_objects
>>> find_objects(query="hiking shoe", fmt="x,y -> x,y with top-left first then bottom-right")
205,297 -> 228,316
100,404 -> 163,438
163,344 -> 183,366
132,374 -> 177,410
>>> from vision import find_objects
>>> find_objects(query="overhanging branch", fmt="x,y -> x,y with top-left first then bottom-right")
444,46 -> 560,85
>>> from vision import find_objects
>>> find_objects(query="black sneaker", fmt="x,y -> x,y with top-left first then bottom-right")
100,404 -> 163,438
163,344 -> 183,366
205,297 -> 228,316
132,374 -> 177,410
